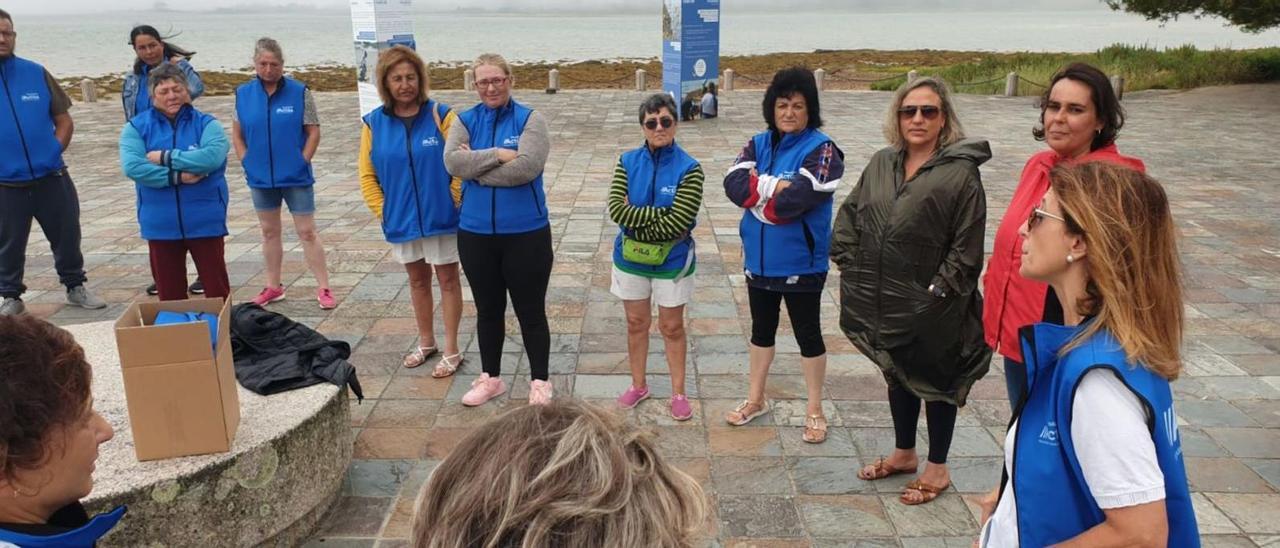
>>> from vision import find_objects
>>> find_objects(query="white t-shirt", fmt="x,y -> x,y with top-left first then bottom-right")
981,368 -> 1166,547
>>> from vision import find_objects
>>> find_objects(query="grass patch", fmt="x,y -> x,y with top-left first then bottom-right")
870,43 -> 1280,95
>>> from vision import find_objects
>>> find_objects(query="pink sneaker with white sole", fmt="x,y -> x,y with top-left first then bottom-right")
316,288 -> 337,309
251,285 -> 286,306
461,373 -> 506,407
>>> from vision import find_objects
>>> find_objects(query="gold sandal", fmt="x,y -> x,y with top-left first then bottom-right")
725,399 -> 768,426
802,414 -> 828,444
432,353 -> 464,378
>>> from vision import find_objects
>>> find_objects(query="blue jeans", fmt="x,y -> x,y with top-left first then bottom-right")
249,185 -> 316,215
1004,356 -> 1027,412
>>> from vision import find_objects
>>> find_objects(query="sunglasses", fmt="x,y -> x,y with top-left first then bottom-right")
643,117 -> 675,130
898,105 -> 941,120
1027,207 -> 1067,230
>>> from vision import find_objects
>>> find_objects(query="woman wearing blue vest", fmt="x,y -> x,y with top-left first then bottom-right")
123,25 -> 206,297
119,64 -> 231,302
977,162 -> 1198,546
444,52 -> 553,407
358,46 -> 466,377
232,38 -> 333,310
723,68 -> 844,444
608,93 -> 704,421
0,315 -> 125,547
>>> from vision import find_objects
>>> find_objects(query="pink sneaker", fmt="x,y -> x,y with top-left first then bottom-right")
251,285 -> 286,306
462,373 -> 507,407
670,394 -> 693,421
528,379 -> 554,405
617,385 -> 650,409
316,288 -> 337,309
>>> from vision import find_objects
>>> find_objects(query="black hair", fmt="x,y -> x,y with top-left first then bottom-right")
638,93 -> 678,124
1033,62 -> 1125,151
0,8 -> 11,23
762,67 -> 822,133
129,25 -> 196,75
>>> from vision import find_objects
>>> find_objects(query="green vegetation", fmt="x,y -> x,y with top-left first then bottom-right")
1105,0 -> 1280,33
870,44 -> 1280,95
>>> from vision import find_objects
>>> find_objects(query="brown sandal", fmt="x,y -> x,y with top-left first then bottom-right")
900,479 -> 950,505
857,457 -> 918,481
432,353 -> 464,378
802,414 -> 828,444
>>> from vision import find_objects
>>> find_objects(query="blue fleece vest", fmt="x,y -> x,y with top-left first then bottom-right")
612,141 -> 698,275
235,76 -> 313,188
1007,322 -> 1199,547
739,128 -> 834,277
363,100 -> 458,243
130,105 -> 229,241
456,99 -> 548,234
0,56 -> 64,182
0,505 -> 125,547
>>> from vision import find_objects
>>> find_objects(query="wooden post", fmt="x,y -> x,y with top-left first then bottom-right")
547,68 -> 560,94
723,69 -> 735,91
463,69 -> 475,91
1110,74 -> 1125,100
906,70 -> 918,84
1005,72 -> 1019,97
79,79 -> 97,103
814,68 -> 826,91
635,69 -> 646,91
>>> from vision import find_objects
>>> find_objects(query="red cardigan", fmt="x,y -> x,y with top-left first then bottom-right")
981,144 -> 1146,362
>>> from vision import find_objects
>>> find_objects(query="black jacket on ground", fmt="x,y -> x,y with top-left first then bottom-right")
230,303 -> 363,401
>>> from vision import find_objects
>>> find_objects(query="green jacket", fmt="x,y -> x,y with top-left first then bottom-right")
831,138 -> 992,406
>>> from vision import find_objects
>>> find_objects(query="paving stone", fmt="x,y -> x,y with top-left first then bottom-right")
880,493 -> 976,537
711,457 -> 794,495
1185,457 -> 1276,493
718,495 -> 805,538
1243,459 -> 1280,491
1206,428 -> 1280,458
1193,493 -> 1244,535
1178,400 -> 1260,428
1207,493 -> 1280,534
788,458 -> 873,495
796,495 -> 894,538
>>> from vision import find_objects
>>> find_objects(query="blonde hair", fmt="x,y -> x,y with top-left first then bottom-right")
883,76 -> 966,150
411,401 -> 708,548
471,52 -> 513,78
1051,162 -> 1184,379
375,45 -> 429,109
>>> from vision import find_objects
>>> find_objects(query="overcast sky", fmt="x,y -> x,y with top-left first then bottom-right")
6,0 -> 1110,16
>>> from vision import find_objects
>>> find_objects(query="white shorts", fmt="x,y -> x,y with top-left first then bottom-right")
390,234 -> 459,265
610,265 -> 695,308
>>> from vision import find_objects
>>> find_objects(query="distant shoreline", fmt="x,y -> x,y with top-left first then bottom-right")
60,46 -> 1280,100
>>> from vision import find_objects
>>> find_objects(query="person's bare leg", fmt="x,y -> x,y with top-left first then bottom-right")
801,353 -> 827,416
623,298 -> 653,389
434,263 -> 462,356
657,305 -> 687,395
256,209 -> 284,288
291,213 -> 329,289
404,261 -> 436,349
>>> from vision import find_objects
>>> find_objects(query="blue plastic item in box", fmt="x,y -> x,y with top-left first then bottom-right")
153,310 -> 219,351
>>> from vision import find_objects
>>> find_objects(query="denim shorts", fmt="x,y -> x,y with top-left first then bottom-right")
249,186 -> 316,214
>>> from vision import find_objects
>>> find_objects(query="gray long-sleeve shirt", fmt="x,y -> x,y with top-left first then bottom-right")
443,109 -> 550,187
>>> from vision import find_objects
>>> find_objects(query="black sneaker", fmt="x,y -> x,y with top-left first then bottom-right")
146,283 -> 158,296
189,280 -> 205,294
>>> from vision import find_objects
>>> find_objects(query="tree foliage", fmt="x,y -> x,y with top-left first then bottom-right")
1106,0 -> 1280,32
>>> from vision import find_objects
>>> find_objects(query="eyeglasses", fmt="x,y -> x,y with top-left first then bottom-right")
475,76 -> 509,89
1027,207 -> 1067,230
897,105 -> 941,120
643,117 -> 674,130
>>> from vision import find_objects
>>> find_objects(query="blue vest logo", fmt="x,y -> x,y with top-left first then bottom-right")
659,184 -> 677,196
275,105 -> 295,115
1038,421 -> 1060,446
502,135 -> 520,147
420,136 -> 440,147
20,92 -> 40,102
1162,407 -> 1182,455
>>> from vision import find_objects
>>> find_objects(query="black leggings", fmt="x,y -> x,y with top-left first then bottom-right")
458,226 -> 553,380
747,286 -> 826,358
888,385 -> 958,465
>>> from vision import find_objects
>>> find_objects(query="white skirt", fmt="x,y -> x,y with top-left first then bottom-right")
390,234 -> 459,265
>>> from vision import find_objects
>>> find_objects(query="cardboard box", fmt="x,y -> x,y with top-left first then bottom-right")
114,297 -> 240,461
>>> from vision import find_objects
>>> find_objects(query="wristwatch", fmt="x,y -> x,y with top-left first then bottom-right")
928,284 -> 947,298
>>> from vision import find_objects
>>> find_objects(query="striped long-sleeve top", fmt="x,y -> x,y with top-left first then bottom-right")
606,160 -> 704,242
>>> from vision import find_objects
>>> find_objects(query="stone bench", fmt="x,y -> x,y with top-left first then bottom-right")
64,321 -> 353,547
